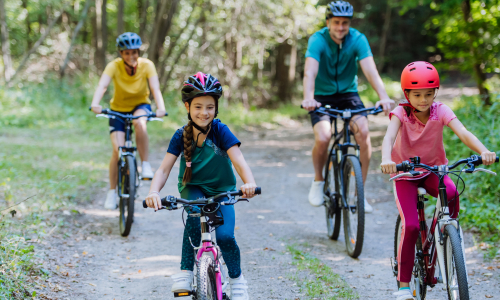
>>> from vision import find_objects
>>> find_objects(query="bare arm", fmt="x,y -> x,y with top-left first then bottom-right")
448,118 -> 496,165
90,74 -> 111,114
380,116 -> 401,174
301,57 -> 321,111
145,153 -> 178,210
359,56 -> 394,115
148,75 -> 166,117
227,146 -> 257,198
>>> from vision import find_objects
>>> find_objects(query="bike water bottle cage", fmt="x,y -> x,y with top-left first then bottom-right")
202,202 -> 224,227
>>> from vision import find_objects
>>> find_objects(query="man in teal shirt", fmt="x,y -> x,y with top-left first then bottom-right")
302,1 -> 395,212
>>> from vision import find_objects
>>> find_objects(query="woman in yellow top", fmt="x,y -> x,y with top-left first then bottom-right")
90,32 -> 166,209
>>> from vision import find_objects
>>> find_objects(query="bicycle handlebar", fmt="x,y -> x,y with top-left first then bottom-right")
89,107 -> 168,119
396,155 -> 499,173
142,187 -> 262,209
301,105 -> 383,118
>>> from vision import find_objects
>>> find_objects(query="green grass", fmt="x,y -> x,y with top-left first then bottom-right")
287,244 -> 358,300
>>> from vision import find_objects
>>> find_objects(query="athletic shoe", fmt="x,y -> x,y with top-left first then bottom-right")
393,289 -> 414,300
171,271 -> 193,293
229,274 -> 248,300
364,198 -> 373,213
141,161 -> 154,179
308,181 -> 325,207
104,189 -> 117,209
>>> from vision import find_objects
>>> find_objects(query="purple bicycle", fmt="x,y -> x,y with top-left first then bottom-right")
143,188 -> 261,299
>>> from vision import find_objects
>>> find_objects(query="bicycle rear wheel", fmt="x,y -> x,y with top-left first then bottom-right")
196,254 -> 218,300
342,156 -> 364,258
394,215 -> 427,300
324,157 -> 341,240
119,155 -> 136,237
444,225 -> 469,300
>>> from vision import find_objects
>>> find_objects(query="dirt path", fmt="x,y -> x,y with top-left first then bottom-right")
37,110 -> 500,299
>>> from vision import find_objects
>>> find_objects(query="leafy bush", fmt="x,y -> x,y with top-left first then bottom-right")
443,95 -> 500,244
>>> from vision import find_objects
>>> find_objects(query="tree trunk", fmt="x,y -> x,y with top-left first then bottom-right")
117,0 -> 124,35
461,0 -> 490,105
8,11 -> 62,83
0,0 -> 14,82
60,0 -> 92,77
102,0 -> 108,66
378,0 -> 392,72
138,0 -> 149,41
95,0 -> 104,71
274,40 -> 296,102
22,0 -> 32,49
148,0 -> 179,66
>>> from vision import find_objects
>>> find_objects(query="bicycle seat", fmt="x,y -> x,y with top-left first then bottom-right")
417,187 -> 427,195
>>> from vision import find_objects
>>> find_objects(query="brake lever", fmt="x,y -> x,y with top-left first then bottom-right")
148,117 -> 164,122
389,171 -> 423,181
238,199 -> 249,203
472,168 -> 497,175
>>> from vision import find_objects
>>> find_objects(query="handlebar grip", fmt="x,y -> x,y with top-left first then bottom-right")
396,163 -> 405,172
142,200 -> 147,208
255,187 -> 261,195
476,156 -> 500,165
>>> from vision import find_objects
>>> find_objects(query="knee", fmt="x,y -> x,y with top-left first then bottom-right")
133,119 -> 147,133
404,222 -> 420,236
217,233 -> 236,247
315,134 -> 330,150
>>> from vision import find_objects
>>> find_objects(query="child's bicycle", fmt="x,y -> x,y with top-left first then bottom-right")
94,108 -> 165,236
142,188 -> 261,300
391,155 -> 498,300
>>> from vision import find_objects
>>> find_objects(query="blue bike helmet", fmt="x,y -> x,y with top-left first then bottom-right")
326,1 -> 354,19
116,32 -> 142,51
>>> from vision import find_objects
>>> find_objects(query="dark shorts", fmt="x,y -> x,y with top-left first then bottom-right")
310,92 -> 367,128
109,104 -> 152,134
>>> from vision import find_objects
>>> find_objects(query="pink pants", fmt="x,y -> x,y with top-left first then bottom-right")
394,173 -> 459,283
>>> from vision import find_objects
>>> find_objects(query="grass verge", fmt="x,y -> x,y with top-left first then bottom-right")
287,244 -> 358,300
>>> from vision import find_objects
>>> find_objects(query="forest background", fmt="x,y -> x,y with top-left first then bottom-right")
1,0 -> 500,298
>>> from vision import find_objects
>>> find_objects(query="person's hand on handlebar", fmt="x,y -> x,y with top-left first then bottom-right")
301,99 -> 321,111
156,109 -> 166,118
380,159 -> 397,174
375,98 -> 395,116
240,183 -> 257,198
145,191 -> 162,211
481,151 -> 497,165
91,105 -> 102,114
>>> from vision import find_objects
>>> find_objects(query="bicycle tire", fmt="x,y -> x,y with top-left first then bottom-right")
394,215 -> 427,299
324,158 -> 341,240
342,156 -> 364,258
119,156 -> 136,237
196,254 -> 218,300
444,225 -> 469,300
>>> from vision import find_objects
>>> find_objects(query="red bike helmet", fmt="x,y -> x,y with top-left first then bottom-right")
400,61 -> 440,110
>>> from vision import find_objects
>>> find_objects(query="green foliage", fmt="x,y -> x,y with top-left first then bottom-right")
443,91 -> 500,245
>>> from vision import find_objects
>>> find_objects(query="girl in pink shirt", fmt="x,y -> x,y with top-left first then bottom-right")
380,61 -> 496,300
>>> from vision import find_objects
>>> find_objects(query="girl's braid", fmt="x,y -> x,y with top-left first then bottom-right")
182,120 -> 195,185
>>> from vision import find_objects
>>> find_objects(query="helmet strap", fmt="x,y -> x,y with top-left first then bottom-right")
187,113 -> 212,135
123,60 -> 137,76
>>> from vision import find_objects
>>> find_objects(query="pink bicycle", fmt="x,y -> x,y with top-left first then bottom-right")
143,188 -> 261,300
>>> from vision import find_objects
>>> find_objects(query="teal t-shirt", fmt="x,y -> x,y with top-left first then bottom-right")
167,119 -> 241,196
305,27 -> 372,95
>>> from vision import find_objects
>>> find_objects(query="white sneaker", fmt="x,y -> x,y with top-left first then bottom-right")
104,189 -> 117,209
229,274 -> 248,300
308,181 -> 325,207
393,289 -> 414,300
171,271 -> 193,293
364,198 -> 373,213
141,161 -> 154,179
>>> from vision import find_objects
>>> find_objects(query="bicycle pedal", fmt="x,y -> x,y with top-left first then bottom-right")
141,177 -> 153,181
174,291 -> 193,297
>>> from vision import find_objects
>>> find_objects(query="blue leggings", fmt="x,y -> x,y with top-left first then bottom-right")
180,186 -> 241,279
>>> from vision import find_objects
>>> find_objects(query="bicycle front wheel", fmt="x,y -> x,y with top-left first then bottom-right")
324,157 -> 341,240
119,156 -> 136,237
196,254 -> 218,300
342,156 -> 364,258
444,225 -> 469,300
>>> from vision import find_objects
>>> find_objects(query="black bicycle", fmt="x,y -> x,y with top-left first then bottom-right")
308,105 -> 383,258
95,108 -> 166,236
143,188 -> 262,300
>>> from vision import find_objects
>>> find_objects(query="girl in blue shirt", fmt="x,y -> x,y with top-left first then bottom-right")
145,72 -> 257,300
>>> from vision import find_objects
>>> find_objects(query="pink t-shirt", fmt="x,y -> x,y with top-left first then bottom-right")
389,101 -> 457,181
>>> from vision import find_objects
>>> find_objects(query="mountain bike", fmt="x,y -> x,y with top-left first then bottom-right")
308,105 -> 382,258
391,155 -> 498,300
95,108 -> 165,236
143,188 -> 262,299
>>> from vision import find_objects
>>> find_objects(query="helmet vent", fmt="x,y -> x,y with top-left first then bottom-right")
412,82 -> 418,84
427,67 -> 433,70
429,80 -> 434,83
409,68 -> 416,72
